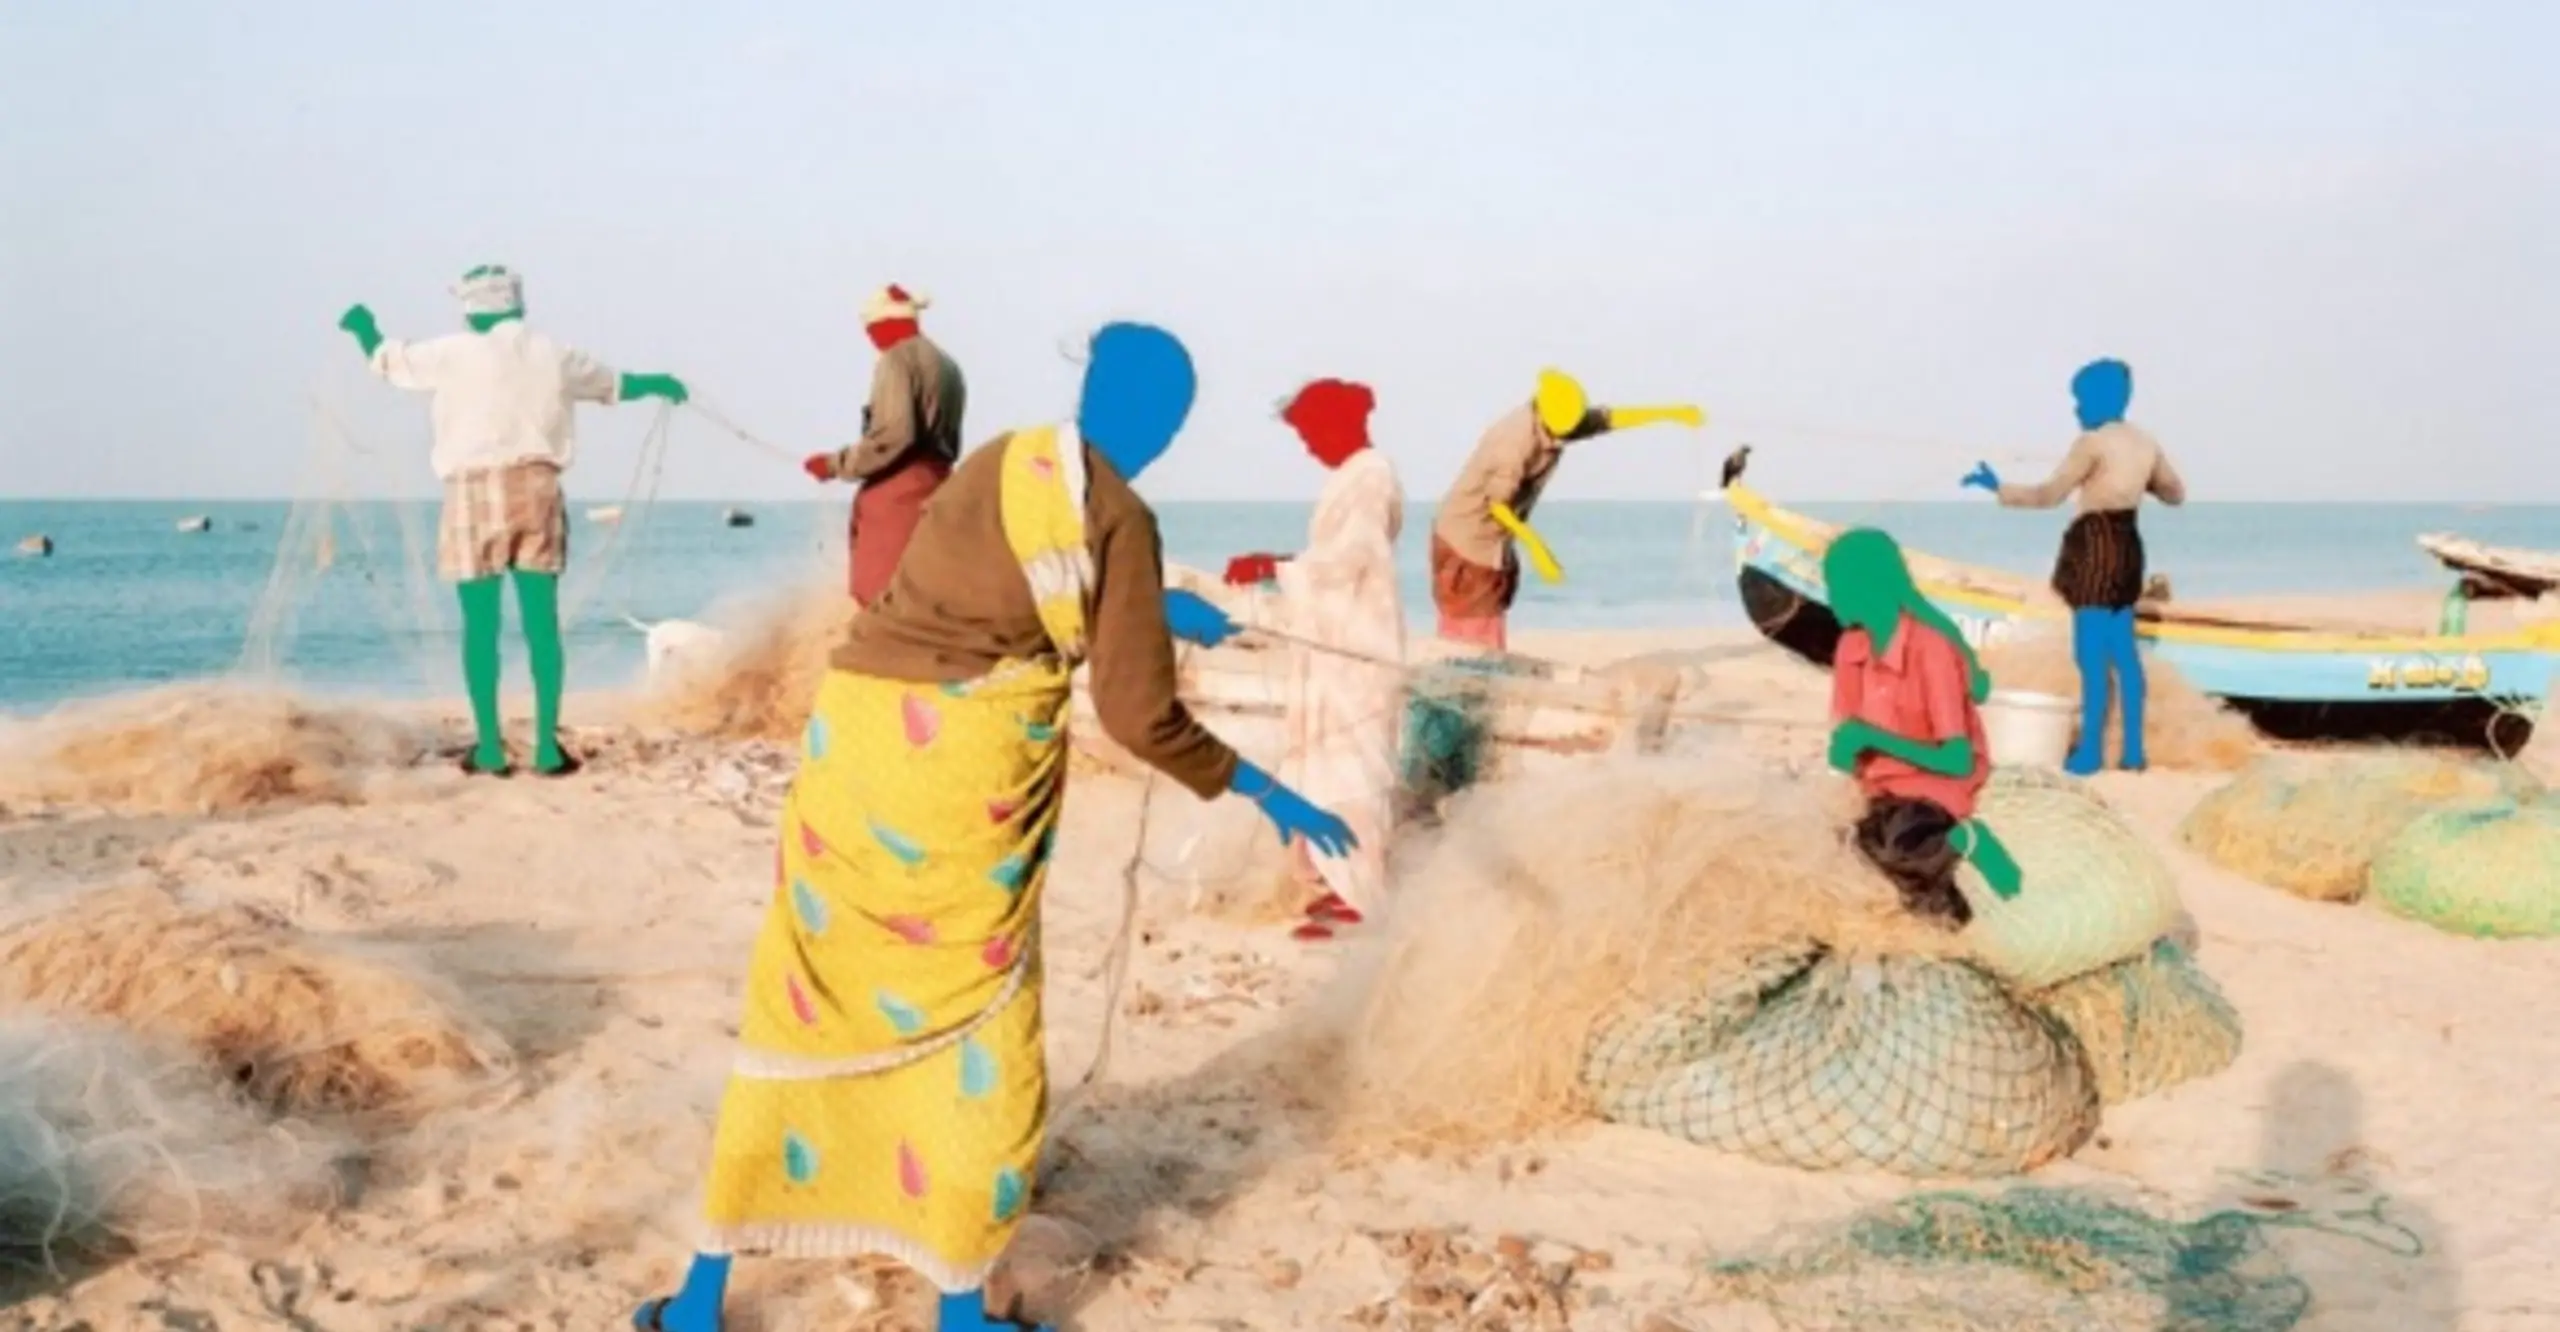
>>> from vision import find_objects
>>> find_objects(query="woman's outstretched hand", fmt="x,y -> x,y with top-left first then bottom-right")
1162,589 -> 1239,648
1229,759 -> 1357,857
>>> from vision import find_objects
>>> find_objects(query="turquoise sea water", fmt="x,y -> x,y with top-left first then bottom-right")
0,497 -> 2550,714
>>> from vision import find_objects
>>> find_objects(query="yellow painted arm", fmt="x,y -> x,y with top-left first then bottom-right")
1605,403 -> 1706,431
1489,502 -> 1565,584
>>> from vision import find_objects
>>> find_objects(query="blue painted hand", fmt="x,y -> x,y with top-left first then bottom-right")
1229,759 -> 1357,857
1960,461 -> 2001,493
1162,589 -> 1239,648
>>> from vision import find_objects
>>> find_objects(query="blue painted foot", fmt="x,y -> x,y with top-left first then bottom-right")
941,1287 -> 1053,1331
633,1297 -> 718,1332
635,1254 -> 729,1331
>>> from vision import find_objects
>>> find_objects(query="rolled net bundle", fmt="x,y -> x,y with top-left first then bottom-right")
2368,796 -> 2560,938
1957,771 -> 2184,991
2178,753 -> 2541,903
2023,939 -> 2242,1106
1582,948 -> 2099,1178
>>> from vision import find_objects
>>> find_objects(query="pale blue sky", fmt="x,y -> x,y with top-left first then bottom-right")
2,0 -> 2553,503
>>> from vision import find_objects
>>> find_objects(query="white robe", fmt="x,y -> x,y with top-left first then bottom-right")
1273,448 -> 1406,911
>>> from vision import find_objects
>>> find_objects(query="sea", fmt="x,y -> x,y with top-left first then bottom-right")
1,497 -> 2550,715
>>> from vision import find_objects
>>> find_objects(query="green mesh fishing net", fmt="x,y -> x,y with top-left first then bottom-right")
1958,772 -> 2184,991
1698,1187 -> 2317,1332
2368,795 -> 2560,938
1582,948 -> 2100,1177
2025,939 -> 2242,1106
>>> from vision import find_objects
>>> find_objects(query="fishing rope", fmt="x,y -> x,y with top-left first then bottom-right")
684,396 -> 805,468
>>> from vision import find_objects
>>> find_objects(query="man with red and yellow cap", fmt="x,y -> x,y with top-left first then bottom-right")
1429,370 -> 1703,649
803,285 -> 969,605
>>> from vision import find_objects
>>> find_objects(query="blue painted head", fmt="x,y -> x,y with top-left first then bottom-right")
1075,322 -> 1197,480
2070,358 -> 2132,431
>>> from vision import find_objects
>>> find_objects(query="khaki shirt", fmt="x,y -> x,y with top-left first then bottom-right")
835,334 -> 968,481
834,433 -> 1238,799
1997,422 -> 2185,514
1432,403 -> 1610,569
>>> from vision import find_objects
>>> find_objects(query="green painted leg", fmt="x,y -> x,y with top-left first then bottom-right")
457,577 -> 509,773
513,570 -> 572,774
1951,820 -> 2024,900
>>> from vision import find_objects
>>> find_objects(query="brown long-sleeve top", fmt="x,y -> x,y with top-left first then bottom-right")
1997,422 -> 2186,514
832,335 -> 968,481
1431,402 -> 1612,569
832,432 -> 1240,799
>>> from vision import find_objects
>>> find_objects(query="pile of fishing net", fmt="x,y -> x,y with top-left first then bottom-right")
1688,1186 -> 2318,1332
2367,794 -> 2560,938
637,580 -> 860,743
1323,756 -> 2238,1175
0,1018 -> 350,1279
2178,752 -> 2543,904
0,885 -> 515,1122
0,684 -> 433,816
1979,633 -> 2257,772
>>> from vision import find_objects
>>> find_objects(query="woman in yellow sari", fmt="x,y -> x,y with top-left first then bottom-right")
634,323 -> 1355,1332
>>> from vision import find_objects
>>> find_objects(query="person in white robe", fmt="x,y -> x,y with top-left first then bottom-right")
1223,379 -> 1406,939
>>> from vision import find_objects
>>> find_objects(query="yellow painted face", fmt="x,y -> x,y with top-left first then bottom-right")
1534,367 -> 1588,437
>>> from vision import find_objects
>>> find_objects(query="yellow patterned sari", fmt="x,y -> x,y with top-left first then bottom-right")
698,425 -> 1094,1291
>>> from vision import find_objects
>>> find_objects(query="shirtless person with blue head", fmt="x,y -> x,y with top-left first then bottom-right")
1963,359 -> 2185,775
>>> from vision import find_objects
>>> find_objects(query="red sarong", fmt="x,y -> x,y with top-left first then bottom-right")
847,454 -> 953,606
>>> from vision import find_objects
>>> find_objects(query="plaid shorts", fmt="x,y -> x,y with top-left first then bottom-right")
438,460 -> 569,582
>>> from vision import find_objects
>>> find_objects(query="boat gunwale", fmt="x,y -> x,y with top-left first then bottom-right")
1724,482 -> 2560,657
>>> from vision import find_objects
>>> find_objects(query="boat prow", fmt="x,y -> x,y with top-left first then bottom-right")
2419,532 -> 2560,601
1721,448 -> 2553,752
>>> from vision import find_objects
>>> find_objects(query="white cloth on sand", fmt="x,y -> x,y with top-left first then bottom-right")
369,322 -> 622,481
1273,447 -> 1407,912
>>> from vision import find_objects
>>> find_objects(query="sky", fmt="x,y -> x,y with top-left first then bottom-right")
1,0 -> 2554,505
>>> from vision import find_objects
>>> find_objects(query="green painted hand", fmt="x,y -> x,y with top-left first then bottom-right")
1827,720 -> 1871,773
619,372 -> 689,405
1950,820 -> 2023,900
338,303 -> 383,358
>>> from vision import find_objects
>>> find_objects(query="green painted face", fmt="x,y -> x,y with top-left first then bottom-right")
458,263 -> 524,332
1823,527 -> 1921,641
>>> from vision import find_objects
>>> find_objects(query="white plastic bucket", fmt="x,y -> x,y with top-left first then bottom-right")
1981,688 -> 2076,769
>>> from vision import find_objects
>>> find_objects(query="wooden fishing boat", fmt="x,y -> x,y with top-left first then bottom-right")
1720,449 -> 2555,752
15,534 -> 52,558
2418,532 -> 2560,601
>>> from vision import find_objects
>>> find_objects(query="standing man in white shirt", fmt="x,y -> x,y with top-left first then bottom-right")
337,264 -> 689,777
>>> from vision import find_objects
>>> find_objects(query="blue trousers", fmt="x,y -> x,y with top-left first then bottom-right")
2068,607 -> 2146,773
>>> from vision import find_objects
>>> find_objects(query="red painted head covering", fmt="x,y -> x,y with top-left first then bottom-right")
861,283 -> 925,351
1279,378 -> 1374,469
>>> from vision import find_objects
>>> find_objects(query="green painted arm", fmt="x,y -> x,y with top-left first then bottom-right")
1837,719 -> 1976,778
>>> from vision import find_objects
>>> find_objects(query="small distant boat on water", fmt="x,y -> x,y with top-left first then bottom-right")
15,535 -> 52,558
176,515 -> 212,533
1720,448 -> 2558,753
587,505 -> 625,526
722,507 -> 756,529
2419,532 -> 2560,601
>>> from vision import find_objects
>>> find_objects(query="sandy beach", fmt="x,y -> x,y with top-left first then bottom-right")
2,617 -> 2555,1332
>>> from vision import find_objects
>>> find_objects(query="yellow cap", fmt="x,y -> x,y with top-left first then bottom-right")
1534,367 -> 1587,436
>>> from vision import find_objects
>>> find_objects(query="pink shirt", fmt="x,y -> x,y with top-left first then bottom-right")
1830,613 -> 1991,819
